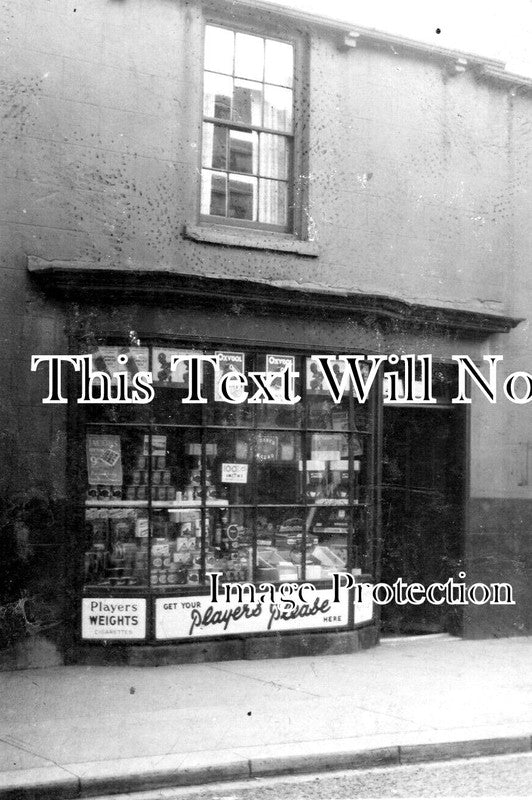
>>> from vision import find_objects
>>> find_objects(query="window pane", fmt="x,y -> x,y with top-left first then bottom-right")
207,507 -> 253,583
205,430 -> 254,506
83,347 -> 151,425
265,39 -> 293,87
152,387 -> 203,427
309,432 -> 349,464
228,174 -> 257,220
309,516 -> 349,569
259,133 -> 289,179
203,350 -> 253,426
256,400 -> 301,429
203,72 -> 232,119
201,170 -> 226,216
152,506 -> 203,587
304,437 -> 365,502
306,501 -> 349,575
306,357 -> 358,398
259,179 -> 287,226
84,427 -> 150,589
302,454 -> 362,573
308,396 -> 350,431
232,79 -> 262,126
84,507 -> 149,588
229,129 -> 258,174
151,346 -> 204,427
204,25 -> 234,75
148,427 -> 216,589
202,123 -> 227,170
234,32 -> 264,81
255,353 -> 302,428
354,403 -> 370,433
263,85 -> 293,132
256,507 -> 306,580
254,432 -> 302,504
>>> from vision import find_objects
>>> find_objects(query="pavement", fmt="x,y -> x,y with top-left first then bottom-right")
0,635 -> 530,799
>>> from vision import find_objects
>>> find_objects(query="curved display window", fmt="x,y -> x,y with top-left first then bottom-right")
77,344 -> 377,642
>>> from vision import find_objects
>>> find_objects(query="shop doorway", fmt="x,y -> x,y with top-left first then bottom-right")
380,406 -> 466,635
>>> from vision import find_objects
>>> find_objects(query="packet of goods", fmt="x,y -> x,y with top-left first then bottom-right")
277,561 -> 299,580
173,551 -> 192,565
175,535 -> 196,552
151,542 -> 170,557
311,545 -> 344,573
169,508 -> 201,523
305,556 -> 323,580
256,555 -> 279,582
186,569 -> 201,585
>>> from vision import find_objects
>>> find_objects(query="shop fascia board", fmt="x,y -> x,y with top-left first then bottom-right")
214,0 -> 532,89
27,256 -> 522,337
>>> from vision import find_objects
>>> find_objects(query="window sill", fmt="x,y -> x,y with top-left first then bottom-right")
184,223 -> 319,257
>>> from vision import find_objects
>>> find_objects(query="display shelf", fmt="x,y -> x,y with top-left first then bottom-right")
307,498 -> 367,506
85,499 -> 230,508
164,499 -> 229,509
86,500 -> 148,508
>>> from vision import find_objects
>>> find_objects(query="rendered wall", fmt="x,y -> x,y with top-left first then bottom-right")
1,0 -> 517,302
465,88 -> 532,637
0,0 -> 531,661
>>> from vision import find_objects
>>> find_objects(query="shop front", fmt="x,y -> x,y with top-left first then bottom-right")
69,325 -> 379,664
40,272 -> 517,665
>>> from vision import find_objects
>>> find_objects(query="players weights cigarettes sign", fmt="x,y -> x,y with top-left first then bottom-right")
81,598 -> 147,639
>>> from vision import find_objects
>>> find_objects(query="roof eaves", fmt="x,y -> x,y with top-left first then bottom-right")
220,0 -> 532,88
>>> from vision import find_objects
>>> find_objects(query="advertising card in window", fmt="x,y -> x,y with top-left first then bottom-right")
86,434 -> 123,485
151,348 -> 203,387
256,431 -> 279,461
214,351 -> 245,401
265,353 -> 296,401
221,463 -> 249,483
142,434 -> 167,457
306,356 -> 350,396
90,347 -> 150,384
307,357 -> 371,398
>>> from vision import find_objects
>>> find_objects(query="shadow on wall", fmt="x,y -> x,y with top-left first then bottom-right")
0,430 -> 65,669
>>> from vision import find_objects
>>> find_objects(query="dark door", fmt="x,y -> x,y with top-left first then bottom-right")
380,406 -> 466,635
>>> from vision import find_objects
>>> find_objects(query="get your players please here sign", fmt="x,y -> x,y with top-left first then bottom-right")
155,589 -> 350,639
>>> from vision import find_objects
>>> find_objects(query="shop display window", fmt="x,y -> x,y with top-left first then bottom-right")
80,346 -> 376,593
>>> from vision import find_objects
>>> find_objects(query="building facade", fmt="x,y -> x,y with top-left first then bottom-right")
1,0 -> 531,669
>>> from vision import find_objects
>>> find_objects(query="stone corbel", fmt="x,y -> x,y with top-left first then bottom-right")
445,57 -> 468,76
339,31 -> 360,51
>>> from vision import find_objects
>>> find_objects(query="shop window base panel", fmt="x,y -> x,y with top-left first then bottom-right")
71,625 -> 378,666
